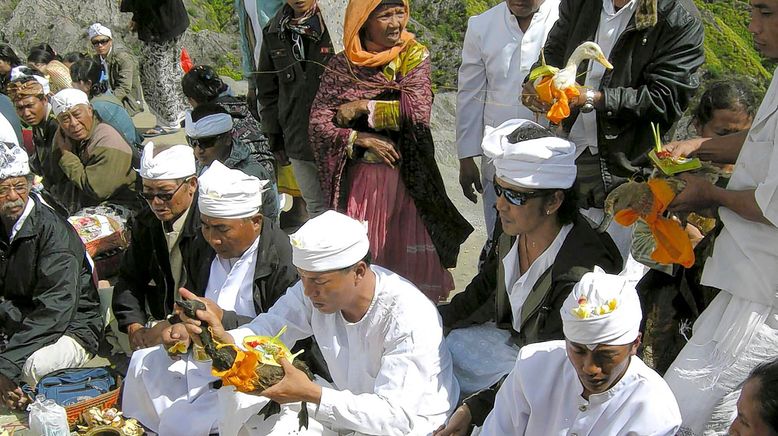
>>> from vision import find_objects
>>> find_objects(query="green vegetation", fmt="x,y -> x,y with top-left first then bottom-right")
190,0 -> 236,33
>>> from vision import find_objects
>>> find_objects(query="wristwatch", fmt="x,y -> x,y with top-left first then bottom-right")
580,89 -> 596,113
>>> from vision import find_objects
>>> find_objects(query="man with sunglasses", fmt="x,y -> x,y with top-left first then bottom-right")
112,142 -> 211,352
0,140 -> 101,410
435,119 -> 622,436
88,23 -> 143,116
186,103 -> 279,222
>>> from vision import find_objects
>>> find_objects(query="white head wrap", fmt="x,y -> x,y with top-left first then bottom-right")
0,115 -> 19,148
198,161 -> 267,219
9,66 -> 50,95
0,143 -> 30,180
482,119 -> 576,189
140,142 -> 196,180
185,111 -> 233,138
561,266 -> 642,347
50,89 -> 90,116
88,23 -> 113,40
289,210 -> 370,272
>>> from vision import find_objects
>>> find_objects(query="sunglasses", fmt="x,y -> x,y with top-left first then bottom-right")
186,135 -> 220,149
91,38 -> 111,46
140,178 -> 191,202
493,181 -> 547,206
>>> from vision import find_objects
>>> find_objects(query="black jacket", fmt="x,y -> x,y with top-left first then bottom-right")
0,194 -> 101,383
438,213 -> 623,425
112,201 -> 211,332
539,0 -> 704,191
120,0 -> 189,44
256,7 -> 334,161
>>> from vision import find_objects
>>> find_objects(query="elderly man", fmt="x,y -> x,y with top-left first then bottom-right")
457,0 -> 560,240
112,142 -> 210,351
660,1 -> 778,433
184,210 -> 459,436
49,88 -> 138,213
122,161 -> 298,436
0,141 -> 101,410
186,103 -> 279,222
480,268 -> 681,435
88,23 -> 144,116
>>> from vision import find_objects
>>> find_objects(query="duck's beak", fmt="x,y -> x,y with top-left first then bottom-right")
597,54 -> 614,70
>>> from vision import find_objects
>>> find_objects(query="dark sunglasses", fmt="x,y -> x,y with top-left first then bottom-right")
186,135 -> 220,149
91,38 -> 111,46
493,181 -> 546,206
140,178 -> 191,202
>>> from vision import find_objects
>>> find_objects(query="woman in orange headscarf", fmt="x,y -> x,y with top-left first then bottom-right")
309,0 -> 472,302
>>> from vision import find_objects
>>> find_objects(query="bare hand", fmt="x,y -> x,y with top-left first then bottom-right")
521,81 -> 550,113
162,323 -> 190,349
335,100 -> 369,127
0,374 -> 26,411
259,358 -> 322,405
668,173 -> 717,213
663,137 -> 706,159
274,149 -> 291,167
459,157 -> 482,203
355,132 -> 401,167
178,288 -> 232,346
433,404 -> 472,436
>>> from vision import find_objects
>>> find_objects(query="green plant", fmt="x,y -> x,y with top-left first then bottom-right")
190,0 -> 236,33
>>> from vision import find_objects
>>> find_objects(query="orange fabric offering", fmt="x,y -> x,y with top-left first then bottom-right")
613,178 -> 695,268
211,344 -> 262,393
534,76 -> 580,124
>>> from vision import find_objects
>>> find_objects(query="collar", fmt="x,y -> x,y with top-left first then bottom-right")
603,0 -> 637,18
9,196 -> 35,241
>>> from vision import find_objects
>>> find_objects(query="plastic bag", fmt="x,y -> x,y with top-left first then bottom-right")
28,395 -> 69,436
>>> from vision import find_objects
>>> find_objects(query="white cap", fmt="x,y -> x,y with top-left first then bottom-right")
88,23 -> 113,40
50,89 -> 90,116
482,119 -> 576,189
198,161 -> 267,219
185,111 -> 233,138
561,266 -> 643,347
0,143 -> 30,180
140,142 -> 196,180
289,210 -> 370,272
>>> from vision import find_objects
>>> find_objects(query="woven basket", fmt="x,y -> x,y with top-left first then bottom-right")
64,378 -> 122,429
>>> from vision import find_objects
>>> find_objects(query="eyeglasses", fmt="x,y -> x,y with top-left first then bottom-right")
0,182 -> 28,198
140,178 -> 191,202
186,135 -> 221,149
493,181 -> 546,206
91,38 -> 111,46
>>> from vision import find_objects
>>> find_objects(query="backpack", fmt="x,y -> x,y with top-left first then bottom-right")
28,367 -> 116,406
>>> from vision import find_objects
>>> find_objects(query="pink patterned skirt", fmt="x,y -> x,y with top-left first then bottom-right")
346,161 -> 454,302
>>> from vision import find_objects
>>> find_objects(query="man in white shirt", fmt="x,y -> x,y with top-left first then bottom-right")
480,267 -> 681,435
122,161 -> 299,436
661,1 -> 778,433
456,0 -> 560,239
183,210 -> 459,436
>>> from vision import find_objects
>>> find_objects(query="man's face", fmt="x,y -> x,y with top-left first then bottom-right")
0,176 -> 30,224
0,59 -> 11,75
286,0 -> 317,16
190,133 -> 231,167
91,37 -> 113,57
749,0 -> 778,59
696,108 -> 753,138
505,0 -> 544,19
298,265 -> 364,315
729,378 -> 775,436
142,178 -> 196,223
57,104 -> 94,141
14,95 -> 47,127
566,338 -> 639,397
494,177 -> 551,237
200,213 -> 262,259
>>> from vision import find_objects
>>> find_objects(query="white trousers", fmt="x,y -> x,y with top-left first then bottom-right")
22,335 -> 91,387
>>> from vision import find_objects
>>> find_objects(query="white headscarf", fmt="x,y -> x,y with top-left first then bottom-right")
185,111 -> 233,138
50,89 -> 90,116
0,115 -> 18,148
0,143 -> 30,180
140,142 -> 196,180
561,266 -> 643,347
88,23 -> 113,40
9,67 -> 50,95
198,161 -> 267,219
290,210 -> 370,272
482,119 -> 576,189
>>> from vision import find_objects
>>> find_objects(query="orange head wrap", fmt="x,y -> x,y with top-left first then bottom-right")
343,0 -> 415,68
7,80 -> 46,103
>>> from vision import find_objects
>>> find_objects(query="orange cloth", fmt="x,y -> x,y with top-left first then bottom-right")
614,178 -> 695,268
211,344 -> 263,393
343,0 -> 415,68
534,76 -> 580,125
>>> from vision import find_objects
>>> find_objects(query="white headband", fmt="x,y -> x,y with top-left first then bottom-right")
185,111 -> 233,138
198,161 -> 266,219
50,89 -> 90,116
0,143 -> 30,180
140,142 -> 196,180
290,210 -> 370,272
88,23 -> 113,40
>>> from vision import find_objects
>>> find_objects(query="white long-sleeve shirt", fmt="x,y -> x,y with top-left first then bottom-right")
481,341 -> 681,436
456,0 -> 560,159
230,265 -> 459,436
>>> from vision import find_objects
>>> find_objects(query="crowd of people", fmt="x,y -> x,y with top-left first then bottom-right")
0,0 -> 776,434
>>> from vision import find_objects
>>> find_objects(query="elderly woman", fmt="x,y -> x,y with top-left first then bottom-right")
48,88 -> 139,214
309,0 -> 472,302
